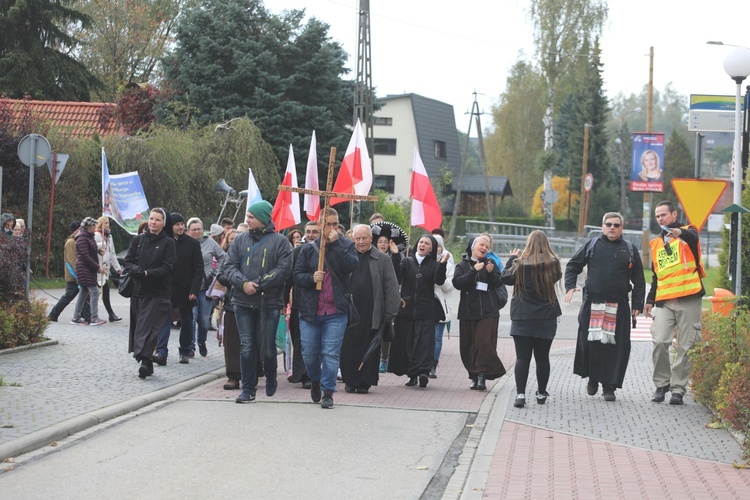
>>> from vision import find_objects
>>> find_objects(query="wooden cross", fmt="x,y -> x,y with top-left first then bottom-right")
278,147 -> 378,289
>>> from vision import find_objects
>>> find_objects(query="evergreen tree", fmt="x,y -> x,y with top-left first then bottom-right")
662,131 -> 695,207
159,0 -> 352,175
0,0 -> 99,100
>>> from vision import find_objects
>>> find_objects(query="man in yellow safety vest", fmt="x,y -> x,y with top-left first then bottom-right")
645,201 -> 705,406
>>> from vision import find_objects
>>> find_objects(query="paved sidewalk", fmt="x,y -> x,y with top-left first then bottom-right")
0,286 -> 747,499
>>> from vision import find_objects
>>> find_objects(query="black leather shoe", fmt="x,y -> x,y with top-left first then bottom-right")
669,393 -> 684,405
419,375 -> 428,388
138,360 -> 151,379
302,381 -> 312,389
587,379 -> 598,396
470,379 -> 478,390
476,374 -> 486,391
344,385 -> 356,393
652,385 -> 670,403
356,387 -> 369,394
405,377 -> 418,387
152,353 -> 166,366
223,379 -> 239,390
109,314 -> 122,322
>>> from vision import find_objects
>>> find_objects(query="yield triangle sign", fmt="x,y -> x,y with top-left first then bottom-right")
672,178 -> 728,231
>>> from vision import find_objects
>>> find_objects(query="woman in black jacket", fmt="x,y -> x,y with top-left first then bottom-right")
453,235 -> 506,391
501,230 -> 562,408
389,234 -> 448,388
124,208 -> 176,379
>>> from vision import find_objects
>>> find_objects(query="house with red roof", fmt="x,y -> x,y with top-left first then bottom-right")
4,98 -> 123,139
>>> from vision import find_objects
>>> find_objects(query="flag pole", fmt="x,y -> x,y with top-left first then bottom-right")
406,197 -> 413,257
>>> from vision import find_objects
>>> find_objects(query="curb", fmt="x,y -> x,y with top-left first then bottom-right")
441,372 -> 513,499
0,340 -> 58,356
0,368 -> 225,462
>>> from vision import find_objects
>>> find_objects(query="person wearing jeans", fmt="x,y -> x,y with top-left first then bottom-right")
71,217 -> 107,326
222,201 -> 292,403
48,221 -> 90,322
293,208 -> 357,409
186,217 -> 226,357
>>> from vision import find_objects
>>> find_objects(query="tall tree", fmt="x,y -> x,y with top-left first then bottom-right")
159,0 -> 352,172
485,60 -> 546,211
72,0 -> 191,101
662,130 -> 695,207
0,0 -> 99,100
528,0 -> 607,226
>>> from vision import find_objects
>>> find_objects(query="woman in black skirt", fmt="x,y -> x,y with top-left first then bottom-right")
453,235 -> 507,391
124,208 -> 176,379
388,234 -> 448,388
501,230 -> 562,408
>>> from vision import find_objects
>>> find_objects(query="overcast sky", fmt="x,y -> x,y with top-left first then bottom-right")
265,0 -> 750,134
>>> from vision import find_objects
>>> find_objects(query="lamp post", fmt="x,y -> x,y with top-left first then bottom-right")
723,46 -> 750,296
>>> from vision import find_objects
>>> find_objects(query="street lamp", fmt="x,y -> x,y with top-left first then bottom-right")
723,46 -> 750,296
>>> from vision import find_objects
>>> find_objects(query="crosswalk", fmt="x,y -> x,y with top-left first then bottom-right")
631,315 -> 653,342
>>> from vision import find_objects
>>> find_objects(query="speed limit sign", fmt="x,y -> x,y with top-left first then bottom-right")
584,173 -> 594,192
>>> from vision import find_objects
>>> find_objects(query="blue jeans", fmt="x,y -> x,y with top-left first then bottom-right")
73,284 -> 100,321
234,305 -> 279,396
434,321 -> 447,362
192,291 -> 215,350
299,313 -> 347,393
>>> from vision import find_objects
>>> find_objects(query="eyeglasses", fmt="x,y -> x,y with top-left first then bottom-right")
604,222 -> 621,228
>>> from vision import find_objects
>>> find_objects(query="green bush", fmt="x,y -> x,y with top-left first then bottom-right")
691,307 -> 750,458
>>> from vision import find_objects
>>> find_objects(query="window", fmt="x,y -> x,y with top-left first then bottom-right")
374,116 -> 392,126
434,140 -> 447,159
373,175 -> 395,193
374,138 -> 397,155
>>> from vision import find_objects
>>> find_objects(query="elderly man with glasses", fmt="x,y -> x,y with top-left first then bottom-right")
564,212 -> 645,402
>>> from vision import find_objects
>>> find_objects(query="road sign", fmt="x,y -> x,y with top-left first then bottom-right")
688,110 -> 735,132
672,178 -> 728,231
17,134 -> 51,167
584,173 -> 594,192
47,153 -> 69,185
542,189 -> 559,203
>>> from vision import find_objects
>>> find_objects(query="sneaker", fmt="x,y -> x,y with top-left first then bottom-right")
188,350 -> 195,358
652,385 -> 670,403
302,380 -> 312,389
223,379 -> 239,390
89,318 -> 107,326
428,365 -> 437,379
152,353 -> 167,366
669,393 -> 684,405
310,381 -> 322,403
235,392 -> 256,404
179,355 -> 189,364
198,342 -> 207,357
321,390 -> 334,409
586,379 -> 598,396
70,318 -> 89,326
514,394 -> 526,408
265,379 -> 278,397
379,358 -> 388,373
536,391 -> 549,404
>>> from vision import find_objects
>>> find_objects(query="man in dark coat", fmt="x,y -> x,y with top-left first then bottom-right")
293,207 -> 357,409
48,221 -> 90,322
153,213 -> 204,366
565,212 -> 645,402
223,200 -> 293,404
340,224 -> 400,394
71,217 -> 107,326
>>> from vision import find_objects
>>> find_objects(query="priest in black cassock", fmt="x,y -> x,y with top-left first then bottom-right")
340,224 -> 400,393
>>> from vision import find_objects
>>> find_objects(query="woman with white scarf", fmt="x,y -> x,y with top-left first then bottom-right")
95,216 -> 122,322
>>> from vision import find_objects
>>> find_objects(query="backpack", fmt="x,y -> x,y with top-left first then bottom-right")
585,238 -> 637,269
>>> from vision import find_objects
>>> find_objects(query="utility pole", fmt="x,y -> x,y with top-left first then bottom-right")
641,46 -> 654,268
448,92 -> 493,242
353,0 -> 374,224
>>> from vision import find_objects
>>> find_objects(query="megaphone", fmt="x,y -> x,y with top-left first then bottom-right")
215,178 -> 236,197
237,190 -> 248,200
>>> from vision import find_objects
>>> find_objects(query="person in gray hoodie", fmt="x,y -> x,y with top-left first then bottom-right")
222,200 -> 292,403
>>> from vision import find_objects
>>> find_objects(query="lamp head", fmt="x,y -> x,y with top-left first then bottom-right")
723,47 -> 750,83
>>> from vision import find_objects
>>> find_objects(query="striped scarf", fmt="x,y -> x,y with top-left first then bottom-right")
588,302 -> 618,344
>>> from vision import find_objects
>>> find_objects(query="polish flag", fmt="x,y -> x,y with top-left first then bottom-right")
244,167 -> 263,215
331,119 -> 372,205
410,147 -> 443,231
271,145 -> 301,231
304,131 -> 320,221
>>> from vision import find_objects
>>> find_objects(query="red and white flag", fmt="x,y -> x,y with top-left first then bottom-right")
303,131 -> 320,221
271,145 -> 301,231
410,147 -> 443,231
331,119 -> 372,205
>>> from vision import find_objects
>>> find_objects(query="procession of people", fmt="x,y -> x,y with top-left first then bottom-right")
37,198 -> 706,413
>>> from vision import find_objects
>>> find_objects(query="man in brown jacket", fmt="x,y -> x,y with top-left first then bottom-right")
48,221 -> 90,322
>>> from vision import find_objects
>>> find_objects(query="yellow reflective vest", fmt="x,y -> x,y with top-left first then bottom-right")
649,227 -> 703,301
